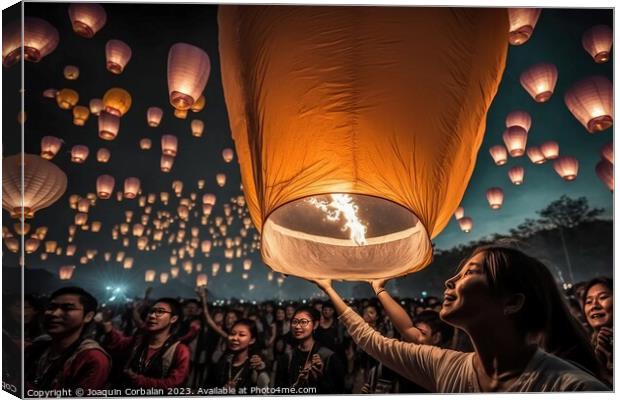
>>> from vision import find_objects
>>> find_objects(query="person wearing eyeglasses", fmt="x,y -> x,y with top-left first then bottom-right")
274,306 -> 344,393
25,287 -> 111,391
100,297 -> 191,390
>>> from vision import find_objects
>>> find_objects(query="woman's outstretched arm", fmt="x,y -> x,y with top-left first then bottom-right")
197,286 -> 228,339
370,279 -> 424,343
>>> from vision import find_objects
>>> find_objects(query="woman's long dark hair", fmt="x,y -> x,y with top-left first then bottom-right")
467,245 -> 599,376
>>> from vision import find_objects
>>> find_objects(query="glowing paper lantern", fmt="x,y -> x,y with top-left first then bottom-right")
4,238 -> 19,253
123,257 -> 134,269
582,25 -> 612,63
161,135 -> 178,156
167,43 -> 211,110
71,145 -> 89,163
68,3 -> 106,38
43,88 -> 58,99
98,111 -> 120,140
90,98 -> 103,116
174,109 -> 188,119
59,265 -> 75,281
203,193 -> 216,206
145,270 -> 156,282
553,156 -> 579,181
103,88 -> 132,117
96,175 -> 115,199
196,273 -> 208,287
601,142 -> 613,164
508,166 -> 524,185
507,8 -> 541,46
520,63 -> 558,103
73,105 -> 90,126
243,259 -> 252,270
64,65 -> 80,80
222,148 -> 234,163
123,177 -> 140,199
564,76 -> 613,133
140,138 -> 152,150
147,107 -> 163,127
219,6 -> 507,279
595,159 -> 613,191
161,155 -> 175,172
458,217 -> 473,233
66,245 -> 77,256
526,146 -> 546,164
540,141 -> 559,160
3,154 -> 67,219
502,126 -> 527,157
505,110 -> 531,132
56,89 -> 79,110
105,39 -> 132,74
489,145 -> 508,166
216,173 -> 226,187
191,120 -> 204,137
485,187 -> 504,209
91,221 -> 102,232
2,17 -> 59,67
97,148 -> 111,163
40,136 -> 63,160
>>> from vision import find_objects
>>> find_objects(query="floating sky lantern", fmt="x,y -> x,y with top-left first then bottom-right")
489,145 -> 508,166
502,126 -> 527,157
124,177 -> 140,199
160,155 -> 175,172
216,173 -> 226,187
191,120 -> 204,137
103,88 -> 132,116
105,39 -> 132,74
123,257 -> 134,269
2,154 -> 68,219
97,148 -> 111,163
73,105 -> 90,126
161,134 -> 178,156
45,240 -> 57,254
485,187 -> 504,209
75,212 -> 88,226
71,145 -> 89,163
458,217 -> 473,233
595,159 -> 613,191
222,148 -> 234,163
553,156 -> 579,181
4,237 -> 19,253
508,166 -> 525,185
145,269 -> 156,282
219,6 -> 507,279
64,65 -> 80,80
540,141 -> 559,160
190,95 -> 206,112
505,110 -> 531,132
601,142 -> 613,164
96,175 -> 115,199
582,25 -> 612,63
167,43 -> 211,110
526,146 -> 546,164
196,273 -> 208,287
40,136 -> 63,160
91,221 -> 102,232
520,63 -> 558,103
89,98 -> 103,115
140,138 -> 152,150
98,111 -> 120,140
68,3 -> 106,38
56,89 -> 79,110
174,109 -> 188,119
43,88 -> 59,99
507,8 -> 541,46
2,17 -> 59,67
564,76 -> 613,133
59,265 -> 75,280
147,107 -> 163,127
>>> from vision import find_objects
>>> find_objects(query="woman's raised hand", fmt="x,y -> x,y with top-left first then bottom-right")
311,278 -> 333,292
369,278 -> 389,294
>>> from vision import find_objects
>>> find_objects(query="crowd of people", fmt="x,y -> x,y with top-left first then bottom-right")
3,245 -> 614,394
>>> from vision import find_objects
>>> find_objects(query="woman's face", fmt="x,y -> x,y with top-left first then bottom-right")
225,311 -> 238,330
291,311 -> 315,341
362,306 -> 378,325
584,283 -> 613,330
228,323 -> 255,352
275,308 -> 285,321
440,252 -> 499,328
213,311 -> 224,326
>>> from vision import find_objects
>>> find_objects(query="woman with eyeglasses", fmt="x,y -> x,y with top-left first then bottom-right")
213,319 -> 270,392
306,246 -> 608,392
100,297 -> 191,390
274,306 -> 345,393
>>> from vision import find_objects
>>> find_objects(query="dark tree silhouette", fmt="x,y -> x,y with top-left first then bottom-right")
537,195 -> 604,229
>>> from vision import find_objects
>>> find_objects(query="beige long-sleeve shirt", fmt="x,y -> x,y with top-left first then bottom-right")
339,307 -> 609,392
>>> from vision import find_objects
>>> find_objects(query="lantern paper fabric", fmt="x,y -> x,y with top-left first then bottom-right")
527,146 -> 546,164
167,43 -> 211,110
2,154 -> 67,219
40,136 -> 63,160
103,88 -> 132,116
97,148 -> 111,163
219,6 -> 508,280
96,175 -> 115,199
595,159 -> 613,191
90,98 -> 103,115
486,187 -> 504,209
540,141 -> 559,160
505,110 -> 531,132
147,107 -> 163,127
64,65 -> 80,80
553,156 -> 579,181
564,76 -> 613,133
68,3 -> 107,38
508,166 -> 525,185
73,105 -> 90,126
582,25 -> 612,63
2,17 -> 59,67
507,8 -> 541,46
489,145 -> 508,165
105,39 -> 132,74
520,63 -> 558,103
56,89 -> 79,110
502,126 -> 528,157
98,111 -> 120,140
458,217 -> 473,233
71,145 -> 89,163
454,206 -> 464,220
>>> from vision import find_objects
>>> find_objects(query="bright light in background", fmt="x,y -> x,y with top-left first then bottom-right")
308,194 -> 368,246
105,285 -> 127,302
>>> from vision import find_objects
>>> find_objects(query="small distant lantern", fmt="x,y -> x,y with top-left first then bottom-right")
508,166 -> 525,185
71,145 -> 89,163
147,107 -> 163,127
68,3 -> 107,38
454,206 -> 464,220
123,177 -> 140,199
123,257 -> 134,269
89,98 -> 103,116
43,88 -> 59,99
96,174 -> 115,199
103,88 -> 132,116
191,119 -> 204,137
75,212 -> 88,226
72,105 -> 90,126
458,217 -> 473,233
553,156 -> 579,181
489,145 -> 508,166
601,142 -> 613,164
105,39 -> 132,74
595,159 -> 613,191
145,270 -> 156,282
485,187 -> 504,209
526,146 -> 546,164
582,25 -> 612,64
196,273 -> 208,287
520,63 -> 558,103
160,155 -> 175,172
502,126 -> 527,157
98,111 -> 120,140
161,135 -> 178,156
140,138 -> 152,150
505,110 -> 531,132
160,272 -> 169,284
40,136 -> 63,160
507,8 -> 541,46
222,148 -> 234,163
64,65 -> 80,80
59,265 -> 75,280
66,245 -> 77,256
540,141 -> 559,160
91,221 -> 102,232
56,89 -> 79,110
564,76 -> 613,133
216,173 -> 226,187
97,148 -> 111,163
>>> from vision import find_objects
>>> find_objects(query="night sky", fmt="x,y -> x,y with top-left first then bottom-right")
2,4 -> 613,300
